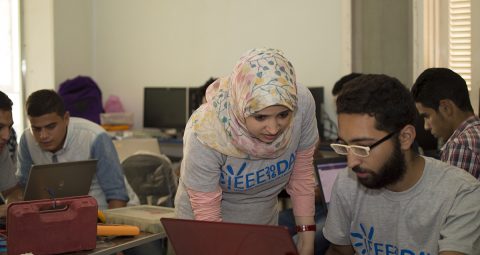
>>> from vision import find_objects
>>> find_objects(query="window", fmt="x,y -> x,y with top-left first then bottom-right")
448,0 -> 471,89
416,0 -> 471,89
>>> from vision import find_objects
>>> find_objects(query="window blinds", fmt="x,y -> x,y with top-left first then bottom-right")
449,0 -> 471,89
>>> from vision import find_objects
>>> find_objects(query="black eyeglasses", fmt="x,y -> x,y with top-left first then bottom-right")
330,131 -> 397,157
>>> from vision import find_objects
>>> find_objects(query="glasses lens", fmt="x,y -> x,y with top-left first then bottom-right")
331,144 -> 348,155
351,146 -> 369,157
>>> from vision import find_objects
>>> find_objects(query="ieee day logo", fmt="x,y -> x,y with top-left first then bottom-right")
220,153 -> 296,191
351,224 -> 431,255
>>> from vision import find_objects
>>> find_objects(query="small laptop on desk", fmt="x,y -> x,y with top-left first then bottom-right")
313,156 -> 347,210
23,160 -> 97,201
161,218 -> 298,255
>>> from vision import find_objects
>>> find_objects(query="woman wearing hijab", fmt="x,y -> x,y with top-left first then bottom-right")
175,48 -> 319,254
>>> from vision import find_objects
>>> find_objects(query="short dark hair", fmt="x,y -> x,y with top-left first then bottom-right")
332,72 -> 363,96
26,89 -> 66,117
336,74 -> 417,133
0,91 -> 13,111
200,77 -> 217,99
411,68 -> 473,112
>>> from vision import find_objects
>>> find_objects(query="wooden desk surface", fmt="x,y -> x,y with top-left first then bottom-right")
72,232 -> 165,255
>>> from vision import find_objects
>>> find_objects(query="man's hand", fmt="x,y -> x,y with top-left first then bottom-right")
2,185 -> 23,204
107,199 -> 127,209
0,185 -> 23,218
0,204 -> 6,218
325,244 -> 355,255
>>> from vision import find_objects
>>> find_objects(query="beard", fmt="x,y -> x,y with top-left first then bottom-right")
352,139 -> 406,189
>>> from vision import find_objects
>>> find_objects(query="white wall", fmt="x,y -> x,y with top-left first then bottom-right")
23,0 -> 56,96
24,0 -> 350,133
54,0 -> 349,130
21,0 -> 480,134
53,0 -> 93,83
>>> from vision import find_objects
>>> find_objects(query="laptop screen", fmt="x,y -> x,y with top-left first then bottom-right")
23,160 -> 97,201
313,157 -> 347,204
161,218 -> 298,255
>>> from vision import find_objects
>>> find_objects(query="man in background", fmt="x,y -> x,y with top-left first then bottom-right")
17,89 -> 129,209
412,67 -> 480,179
199,77 -> 217,104
0,91 -> 23,217
331,72 -> 363,98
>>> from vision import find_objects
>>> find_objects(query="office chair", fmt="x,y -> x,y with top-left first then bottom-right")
122,152 -> 178,207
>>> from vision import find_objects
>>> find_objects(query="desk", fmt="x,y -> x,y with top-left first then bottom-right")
113,138 -> 161,162
112,136 -> 183,162
158,139 -> 183,162
73,232 -> 165,255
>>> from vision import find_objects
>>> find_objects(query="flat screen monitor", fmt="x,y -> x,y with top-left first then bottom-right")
308,87 -> 325,141
313,156 -> 347,207
143,87 -> 188,130
188,87 -> 202,116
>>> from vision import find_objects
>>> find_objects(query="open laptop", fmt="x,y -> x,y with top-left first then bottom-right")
161,218 -> 298,255
23,160 -> 97,201
313,156 -> 347,209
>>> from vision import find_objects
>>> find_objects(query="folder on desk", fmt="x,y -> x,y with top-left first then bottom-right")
103,205 -> 175,234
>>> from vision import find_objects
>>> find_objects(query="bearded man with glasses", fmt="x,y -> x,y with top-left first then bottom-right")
323,74 -> 480,255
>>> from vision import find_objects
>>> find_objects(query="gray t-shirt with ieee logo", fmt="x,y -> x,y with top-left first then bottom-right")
175,84 -> 318,225
323,156 -> 480,255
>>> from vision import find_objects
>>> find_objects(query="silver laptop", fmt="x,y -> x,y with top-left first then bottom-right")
23,160 -> 97,201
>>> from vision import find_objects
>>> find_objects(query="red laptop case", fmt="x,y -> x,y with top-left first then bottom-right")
6,195 -> 98,255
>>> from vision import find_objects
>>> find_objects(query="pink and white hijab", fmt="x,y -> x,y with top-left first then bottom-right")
188,48 -> 297,159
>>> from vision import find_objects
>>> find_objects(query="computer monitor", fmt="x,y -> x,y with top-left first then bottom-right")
188,86 -> 202,116
143,87 -> 188,131
308,87 -> 325,141
313,156 -> 347,207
